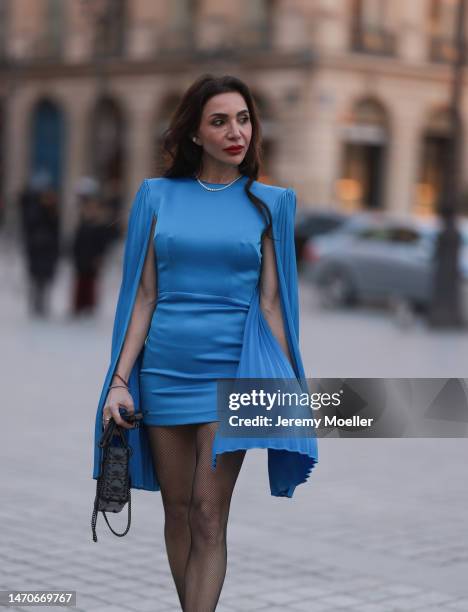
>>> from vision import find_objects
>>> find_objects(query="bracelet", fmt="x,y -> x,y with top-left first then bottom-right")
113,372 -> 128,386
109,384 -> 128,390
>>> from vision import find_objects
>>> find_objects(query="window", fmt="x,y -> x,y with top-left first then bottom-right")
92,0 -> 126,58
46,0 -> 64,56
351,0 -> 396,55
33,0 -> 64,58
240,0 -> 272,49
356,226 -> 420,244
160,0 -> 196,52
429,0 -> 458,62
388,228 -> 420,244
356,227 -> 391,241
0,0 -> 8,59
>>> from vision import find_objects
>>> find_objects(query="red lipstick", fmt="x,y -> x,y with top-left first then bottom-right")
223,145 -> 244,155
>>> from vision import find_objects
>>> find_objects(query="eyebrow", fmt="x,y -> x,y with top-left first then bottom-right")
209,110 -> 250,118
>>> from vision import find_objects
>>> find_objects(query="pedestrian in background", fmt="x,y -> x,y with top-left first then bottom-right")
19,170 -> 60,317
71,177 -> 111,316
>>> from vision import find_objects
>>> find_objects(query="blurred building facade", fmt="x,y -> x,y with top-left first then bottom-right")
1,0 -> 468,234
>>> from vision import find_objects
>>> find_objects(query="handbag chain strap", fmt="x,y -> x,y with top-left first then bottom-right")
101,487 -> 132,538
91,418 -> 133,542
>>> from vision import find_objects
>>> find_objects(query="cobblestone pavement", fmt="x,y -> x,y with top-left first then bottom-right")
1,242 -> 468,611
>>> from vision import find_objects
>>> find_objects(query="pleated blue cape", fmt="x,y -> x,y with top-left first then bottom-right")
92,177 -> 318,497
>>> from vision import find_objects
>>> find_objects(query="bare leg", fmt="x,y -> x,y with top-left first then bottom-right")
146,424 -> 197,608
183,422 -> 246,612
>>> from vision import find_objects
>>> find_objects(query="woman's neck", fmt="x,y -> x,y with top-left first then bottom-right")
195,168 -> 242,184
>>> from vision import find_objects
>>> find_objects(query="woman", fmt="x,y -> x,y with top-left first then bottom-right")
92,74 -> 318,611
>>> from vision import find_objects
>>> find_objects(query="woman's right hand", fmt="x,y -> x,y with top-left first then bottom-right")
103,386 -> 136,430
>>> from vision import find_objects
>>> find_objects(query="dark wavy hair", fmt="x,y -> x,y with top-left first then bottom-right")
157,73 -> 274,239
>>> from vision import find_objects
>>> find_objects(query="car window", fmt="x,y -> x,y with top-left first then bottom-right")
312,218 -> 344,233
387,227 -> 420,243
356,227 -> 391,241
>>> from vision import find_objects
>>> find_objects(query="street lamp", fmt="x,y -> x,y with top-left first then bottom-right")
428,0 -> 466,328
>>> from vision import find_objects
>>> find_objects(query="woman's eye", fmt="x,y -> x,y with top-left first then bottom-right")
212,117 -> 250,127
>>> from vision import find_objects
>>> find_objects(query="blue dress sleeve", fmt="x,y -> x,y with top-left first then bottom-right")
212,186 -> 319,498
272,187 -> 303,375
92,178 -> 160,491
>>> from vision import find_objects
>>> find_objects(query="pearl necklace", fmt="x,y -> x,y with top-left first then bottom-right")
195,174 -> 244,192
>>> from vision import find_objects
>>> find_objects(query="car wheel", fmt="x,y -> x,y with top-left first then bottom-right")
319,269 -> 356,308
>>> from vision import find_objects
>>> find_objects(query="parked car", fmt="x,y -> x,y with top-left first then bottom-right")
294,208 -> 348,267
303,212 -> 468,311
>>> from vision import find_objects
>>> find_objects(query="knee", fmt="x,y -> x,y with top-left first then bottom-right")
164,499 -> 191,525
189,499 -> 227,547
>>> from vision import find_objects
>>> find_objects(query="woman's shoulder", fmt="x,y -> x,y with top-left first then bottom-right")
249,180 -> 296,216
144,175 -> 199,195
251,180 -> 293,197
141,176 -> 183,206
127,177 -> 192,219
144,176 -> 175,191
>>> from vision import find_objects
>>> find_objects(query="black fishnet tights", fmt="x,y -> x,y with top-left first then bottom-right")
146,422 -> 246,611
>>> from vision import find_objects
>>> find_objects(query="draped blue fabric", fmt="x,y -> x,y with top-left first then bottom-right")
92,178 -> 318,497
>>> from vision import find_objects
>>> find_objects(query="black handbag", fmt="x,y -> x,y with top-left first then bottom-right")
91,412 -> 143,542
